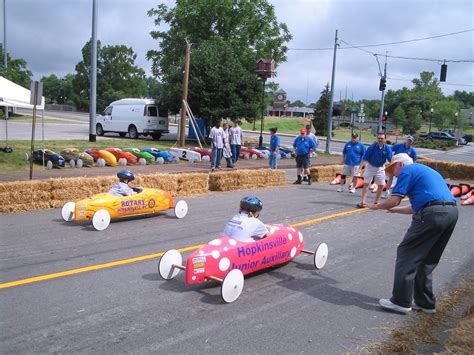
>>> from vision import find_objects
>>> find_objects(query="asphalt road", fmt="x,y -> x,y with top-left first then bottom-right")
4,109 -> 473,163
1,179 -> 472,353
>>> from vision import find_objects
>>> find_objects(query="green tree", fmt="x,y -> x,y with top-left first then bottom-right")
72,40 -> 148,112
432,99 -> 460,130
289,100 -> 305,107
146,0 -> 292,124
405,106 -> 422,134
450,90 -> 474,108
0,47 -> 33,88
391,105 -> 406,128
42,74 -> 75,104
311,83 -> 334,136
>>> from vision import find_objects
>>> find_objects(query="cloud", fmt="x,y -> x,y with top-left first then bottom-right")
3,0 -> 473,103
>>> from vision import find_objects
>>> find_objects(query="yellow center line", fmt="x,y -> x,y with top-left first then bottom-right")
0,208 -> 366,289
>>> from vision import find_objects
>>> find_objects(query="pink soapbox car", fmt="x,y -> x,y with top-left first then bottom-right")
158,224 -> 328,303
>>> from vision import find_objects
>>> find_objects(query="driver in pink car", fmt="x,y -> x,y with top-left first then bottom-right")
223,197 -> 268,243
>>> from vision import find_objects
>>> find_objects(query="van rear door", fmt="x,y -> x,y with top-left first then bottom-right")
145,105 -> 167,130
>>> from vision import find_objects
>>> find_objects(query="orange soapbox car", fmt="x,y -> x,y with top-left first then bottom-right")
61,188 -> 188,231
158,224 -> 328,303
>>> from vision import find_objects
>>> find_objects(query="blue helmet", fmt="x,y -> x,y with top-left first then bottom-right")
240,196 -> 263,213
117,170 -> 135,182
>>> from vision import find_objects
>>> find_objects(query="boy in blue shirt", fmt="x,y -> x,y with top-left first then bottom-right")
268,127 -> 280,169
368,154 -> 458,315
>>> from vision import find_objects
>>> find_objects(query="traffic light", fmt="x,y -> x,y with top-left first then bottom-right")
440,63 -> 447,82
379,77 -> 386,91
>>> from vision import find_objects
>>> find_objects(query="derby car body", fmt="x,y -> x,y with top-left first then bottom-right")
60,148 -> 95,167
61,188 -> 188,231
190,147 -> 212,157
33,149 -> 66,168
142,148 -> 174,162
85,148 -> 117,166
124,148 -> 155,163
106,148 -> 139,165
240,146 -> 265,159
159,224 -> 328,303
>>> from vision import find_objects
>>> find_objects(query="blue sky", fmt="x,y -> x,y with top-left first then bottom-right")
3,0 -> 473,103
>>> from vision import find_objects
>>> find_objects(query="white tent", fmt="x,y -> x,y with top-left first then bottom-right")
0,76 -> 45,110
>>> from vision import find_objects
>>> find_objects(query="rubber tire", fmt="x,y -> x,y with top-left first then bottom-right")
151,133 -> 162,140
128,125 -> 139,139
96,123 -> 104,136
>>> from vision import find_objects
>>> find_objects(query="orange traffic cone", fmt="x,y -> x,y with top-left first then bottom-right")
355,177 -> 365,188
450,185 -> 462,197
460,184 -> 471,195
461,194 -> 474,206
461,189 -> 473,200
330,173 -> 344,185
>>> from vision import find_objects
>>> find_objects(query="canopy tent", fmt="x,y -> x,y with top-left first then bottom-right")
0,76 -> 45,110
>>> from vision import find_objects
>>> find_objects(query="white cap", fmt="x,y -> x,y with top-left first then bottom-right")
385,153 -> 414,174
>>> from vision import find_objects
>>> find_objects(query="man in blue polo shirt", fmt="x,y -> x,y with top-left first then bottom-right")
268,127 -> 280,169
337,132 -> 366,193
368,153 -> 458,314
383,135 -> 418,199
293,128 -> 316,185
357,133 -> 392,207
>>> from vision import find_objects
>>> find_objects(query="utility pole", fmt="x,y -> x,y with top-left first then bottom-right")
89,0 -> 98,142
179,43 -> 191,147
3,0 -> 8,120
325,29 -> 338,154
378,53 -> 388,134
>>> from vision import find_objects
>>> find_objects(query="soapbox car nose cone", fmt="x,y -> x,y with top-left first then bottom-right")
221,269 -> 244,303
314,243 -> 328,269
61,202 -> 76,221
174,200 -> 188,219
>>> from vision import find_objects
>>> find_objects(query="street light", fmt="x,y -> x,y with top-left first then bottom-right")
454,111 -> 459,132
429,107 -> 434,133
256,59 -> 275,147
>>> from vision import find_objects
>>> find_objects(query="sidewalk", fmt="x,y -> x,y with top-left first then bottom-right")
0,155 -> 342,182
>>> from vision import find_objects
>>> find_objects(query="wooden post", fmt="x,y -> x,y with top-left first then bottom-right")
29,81 -> 38,180
179,43 -> 191,147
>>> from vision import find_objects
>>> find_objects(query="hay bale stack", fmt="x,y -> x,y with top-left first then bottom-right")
0,202 -> 51,213
0,180 -> 52,207
176,173 -> 209,196
418,160 -> 474,180
140,173 -> 178,195
209,169 -> 285,192
49,177 -> 106,207
310,165 -> 342,182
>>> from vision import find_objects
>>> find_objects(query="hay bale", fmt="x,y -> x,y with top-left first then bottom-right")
0,190 -> 51,206
140,173 -> 178,194
209,169 -> 285,192
176,172 -> 209,196
0,201 -> 51,213
0,180 -> 51,194
310,165 -> 342,182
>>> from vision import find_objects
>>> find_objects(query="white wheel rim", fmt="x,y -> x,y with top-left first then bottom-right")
23,153 -> 29,161
139,158 -> 146,165
174,200 -> 188,219
158,249 -> 182,280
77,159 -> 83,168
314,243 -> 328,269
61,202 -> 76,221
156,157 -> 164,164
69,159 -> 75,168
92,209 -> 111,231
221,269 -> 244,303
46,160 -> 53,170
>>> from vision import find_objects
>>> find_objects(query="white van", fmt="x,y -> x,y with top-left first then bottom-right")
96,98 -> 169,140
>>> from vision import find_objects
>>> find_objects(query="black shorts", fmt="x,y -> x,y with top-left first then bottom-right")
296,155 -> 310,169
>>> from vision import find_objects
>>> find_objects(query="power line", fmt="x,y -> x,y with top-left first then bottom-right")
374,54 -> 473,63
388,76 -> 474,87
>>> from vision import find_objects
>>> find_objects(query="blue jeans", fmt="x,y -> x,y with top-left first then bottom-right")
269,151 -> 278,169
211,147 -> 223,168
231,144 -> 241,163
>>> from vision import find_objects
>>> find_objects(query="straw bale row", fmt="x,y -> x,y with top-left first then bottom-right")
0,169 -> 285,213
418,160 -> 474,180
208,169 -> 286,192
309,165 -> 342,182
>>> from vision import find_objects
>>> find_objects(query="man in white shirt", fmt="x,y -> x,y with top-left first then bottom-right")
209,121 -> 224,171
223,197 -> 268,243
229,120 -> 243,164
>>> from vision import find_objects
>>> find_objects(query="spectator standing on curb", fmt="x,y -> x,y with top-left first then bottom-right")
357,133 -> 392,208
229,120 -> 243,165
222,123 -> 234,168
209,120 -> 224,172
383,136 -> 418,199
367,153 -> 458,314
306,124 -> 319,148
293,128 -> 316,185
268,127 -> 280,169
337,132 -> 366,193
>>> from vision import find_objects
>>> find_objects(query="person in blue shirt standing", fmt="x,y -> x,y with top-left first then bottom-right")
383,136 -> 418,199
337,132 -> 366,193
268,127 -> 280,169
293,128 -> 316,185
357,133 -> 393,207
367,153 -> 458,314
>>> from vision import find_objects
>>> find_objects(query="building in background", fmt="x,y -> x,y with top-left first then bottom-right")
267,89 -> 313,118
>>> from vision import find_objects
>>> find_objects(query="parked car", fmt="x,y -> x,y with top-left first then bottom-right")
462,134 -> 472,143
418,131 -> 466,145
